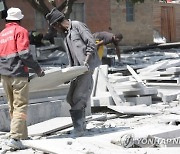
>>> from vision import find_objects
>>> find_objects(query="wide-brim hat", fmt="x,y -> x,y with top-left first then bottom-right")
46,8 -> 65,26
6,7 -> 24,20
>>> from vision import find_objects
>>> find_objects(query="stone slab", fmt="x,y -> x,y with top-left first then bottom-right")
28,114 -> 106,136
29,66 -> 88,91
166,59 -> 180,69
95,65 -> 108,96
99,68 -> 125,105
108,76 -> 130,83
123,87 -> 158,96
159,114 -> 180,123
108,105 -> 161,115
166,67 -> 180,73
126,96 -> 152,106
23,127 -> 131,154
157,89 -> 180,103
28,117 -> 72,136
91,92 -> 115,106
127,65 -> 146,87
23,125 -> 180,154
109,124 -> 180,148
141,76 -> 180,82
137,61 -> 168,74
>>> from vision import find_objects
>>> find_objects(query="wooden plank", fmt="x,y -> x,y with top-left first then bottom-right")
99,68 -> 125,105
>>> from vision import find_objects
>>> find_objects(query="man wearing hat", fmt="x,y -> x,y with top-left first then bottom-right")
0,7 -> 45,149
46,8 -> 101,137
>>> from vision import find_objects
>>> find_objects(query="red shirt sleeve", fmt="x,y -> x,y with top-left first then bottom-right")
16,28 -> 29,52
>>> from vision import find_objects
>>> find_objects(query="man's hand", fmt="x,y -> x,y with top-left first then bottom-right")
37,69 -> 45,77
83,61 -> 89,70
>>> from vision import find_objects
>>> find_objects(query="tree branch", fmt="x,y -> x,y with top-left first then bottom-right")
38,0 -> 50,15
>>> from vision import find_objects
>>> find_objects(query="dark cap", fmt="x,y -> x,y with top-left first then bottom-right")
46,8 -> 65,26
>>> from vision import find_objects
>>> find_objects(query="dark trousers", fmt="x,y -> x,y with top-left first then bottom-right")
66,72 -> 93,110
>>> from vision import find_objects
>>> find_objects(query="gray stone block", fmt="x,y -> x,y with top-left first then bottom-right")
123,87 -> 158,96
126,96 -> 152,106
91,92 -> 115,106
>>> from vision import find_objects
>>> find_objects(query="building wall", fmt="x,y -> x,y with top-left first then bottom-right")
83,0 -> 111,33
176,5 -> 180,41
153,3 -> 180,42
57,0 -> 111,33
0,0 -> 36,31
1,0 -> 179,45
110,0 -> 154,46
0,0 -> 111,34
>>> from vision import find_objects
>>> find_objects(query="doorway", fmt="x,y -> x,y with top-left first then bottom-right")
161,6 -> 176,42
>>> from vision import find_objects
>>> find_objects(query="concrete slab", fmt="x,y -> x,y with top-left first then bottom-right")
91,92 -> 115,106
29,66 -> 88,91
23,125 -> 180,154
127,147 -> 180,154
137,61 -> 168,74
108,124 -> 180,148
23,128 -> 131,154
95,65 -> 108,96
141,76 -> 180,82
166,67 -> 180,73
127,65 -> 146,87
108,76 -> 130,83
91,66 -> 99,97
108,105 -> 161,115
126,96 -> 152,106
157,89 -> 180,103
166,59 -> 180,69
28,117 -> 72,136
159,114 -> 180,124
28,114 -> 106,136
123,87 -> 158,96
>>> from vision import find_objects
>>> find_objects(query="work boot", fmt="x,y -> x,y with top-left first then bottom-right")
82,108 -> 86,131
70,109 -> 86,137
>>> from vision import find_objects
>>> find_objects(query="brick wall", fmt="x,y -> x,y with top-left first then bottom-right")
84,0 -> 111,33
0,0 -> 111,35
0,0 -> 36,31
110,0 -> 154,46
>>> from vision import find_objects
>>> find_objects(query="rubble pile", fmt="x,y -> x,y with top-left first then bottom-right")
0,47 -> 180,153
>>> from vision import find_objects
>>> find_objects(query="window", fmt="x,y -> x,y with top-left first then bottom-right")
70,3 -> 84,22
0,0 -> 5,12
35,10 -> 47,30
126,0 -> 134,22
